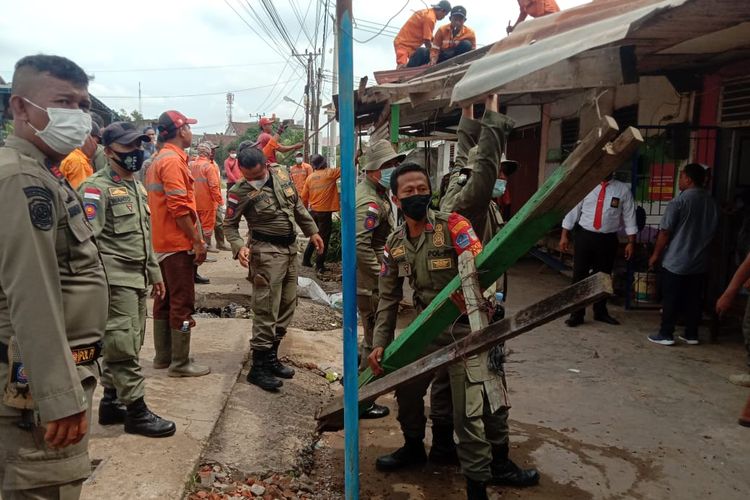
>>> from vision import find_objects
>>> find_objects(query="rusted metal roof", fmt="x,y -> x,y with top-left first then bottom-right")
452,0 -> 750,103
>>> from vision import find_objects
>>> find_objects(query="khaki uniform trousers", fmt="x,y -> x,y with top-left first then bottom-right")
249,252 -> 298,351
0,370 -> 96,499
357,292 -> 379,371
100,286 -> 148,405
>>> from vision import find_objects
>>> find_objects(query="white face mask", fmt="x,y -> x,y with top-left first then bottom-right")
23,98 -> 92,155
295,157 -> 303,164
249,172 -> 269,190
230,153 -> 237,159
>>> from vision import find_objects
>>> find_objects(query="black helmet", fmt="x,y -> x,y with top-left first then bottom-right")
433,1 -> 451,13
450,5 -> 467,19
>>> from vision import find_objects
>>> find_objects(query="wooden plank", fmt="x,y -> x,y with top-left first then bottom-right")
458,252 -> 489,332
355,117 -> 642,388
317,272 -> 613,430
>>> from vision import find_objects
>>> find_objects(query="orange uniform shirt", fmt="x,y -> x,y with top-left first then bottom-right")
519,0 -> 560,18
394,8 -> 437,64
262,137 -> 281,164
60,148 -> 93,189
290,162 -> 313,193
431,24 -> 476,56
146,143 -> 199,253
301,168 -> 341,212
189,156 -> 223,211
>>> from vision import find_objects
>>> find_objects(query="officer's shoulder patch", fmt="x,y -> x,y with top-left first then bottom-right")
84,202 -> 97,221
390,245 -> 406,258
284,186 -> 295,197
367,202 -> 380,214
23,186 -> 54,231
227,193 -> 240,206
364,214 -> 378,231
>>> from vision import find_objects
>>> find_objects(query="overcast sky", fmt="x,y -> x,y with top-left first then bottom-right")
0,0 -> 589,134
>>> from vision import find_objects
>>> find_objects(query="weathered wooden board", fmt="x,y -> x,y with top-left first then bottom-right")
317,273 -> 613,430
355,118 -> 642,388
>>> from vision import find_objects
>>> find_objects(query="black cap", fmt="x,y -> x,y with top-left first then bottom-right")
450,5 -> 466,18
433,1 -> 451,12
102,121 -> 150,147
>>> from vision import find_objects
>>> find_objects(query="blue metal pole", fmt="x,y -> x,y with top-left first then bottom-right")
336,2 -> 359,499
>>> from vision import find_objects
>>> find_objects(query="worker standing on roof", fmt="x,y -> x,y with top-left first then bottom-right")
508,0 -> 560,34
394,1 -> 452,69
427,6 -> 476,66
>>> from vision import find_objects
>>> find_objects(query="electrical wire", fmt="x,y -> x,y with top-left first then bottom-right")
98,79 -> 298,99
90,61 -> 286,73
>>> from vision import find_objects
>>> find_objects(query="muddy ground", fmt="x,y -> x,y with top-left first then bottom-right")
308,259 -> 750,500
188,248 -> 749,499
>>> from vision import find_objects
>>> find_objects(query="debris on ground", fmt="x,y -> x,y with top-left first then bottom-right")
187,462 -> 332,500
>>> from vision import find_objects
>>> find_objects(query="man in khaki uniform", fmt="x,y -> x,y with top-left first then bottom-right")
79,122 -> 175,438
224,143 -> 323,391
0,54 -> 108,499
355,140 -> 404,420
369,98 -> 537,499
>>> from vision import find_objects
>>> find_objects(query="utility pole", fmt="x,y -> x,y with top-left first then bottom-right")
336,1 -> 359,498
305,52 -> 313,162
293,50 -> 322,162
330,20 -> 339,166
226,92 -> 235,130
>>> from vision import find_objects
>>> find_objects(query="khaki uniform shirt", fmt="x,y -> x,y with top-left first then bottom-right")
79,164 -> 161,289
373,110 -> 514,350
224,168 -> 318,257
355,176 -> 393,295
0,136 -> 108,423
374,209 -> 480,348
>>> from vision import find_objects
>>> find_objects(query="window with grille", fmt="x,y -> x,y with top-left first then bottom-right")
721,75 -> 750,126
560,118 -> 580,160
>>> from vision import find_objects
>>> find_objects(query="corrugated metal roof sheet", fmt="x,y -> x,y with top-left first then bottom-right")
452,0 -> 750,103
451,0 -> 689,103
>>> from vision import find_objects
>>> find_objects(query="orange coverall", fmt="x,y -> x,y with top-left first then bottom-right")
60,148 -> 93,189
394,9 -> 437,66
189,156 -> 223,237
146,143 -> 199,253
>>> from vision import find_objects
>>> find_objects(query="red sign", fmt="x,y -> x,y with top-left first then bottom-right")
649,163 -> 675,201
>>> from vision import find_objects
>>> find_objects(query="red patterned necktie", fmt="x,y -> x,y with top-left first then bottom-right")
593,181 -> 608,231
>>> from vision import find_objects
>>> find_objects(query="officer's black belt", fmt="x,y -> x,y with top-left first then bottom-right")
0,341 -> 103,366
251,231 -> 297,246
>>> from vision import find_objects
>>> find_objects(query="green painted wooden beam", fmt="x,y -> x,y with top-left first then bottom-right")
389,104 -> 400,145
358,119 -> 643,387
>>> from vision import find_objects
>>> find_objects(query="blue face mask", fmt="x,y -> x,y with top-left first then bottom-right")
378,167 -> 395,189
492,179 -> 507,198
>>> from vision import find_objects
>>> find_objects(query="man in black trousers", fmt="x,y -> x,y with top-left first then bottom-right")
560,175 -> 638,326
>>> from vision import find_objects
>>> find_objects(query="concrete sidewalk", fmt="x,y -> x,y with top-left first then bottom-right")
81,317 -> 251,500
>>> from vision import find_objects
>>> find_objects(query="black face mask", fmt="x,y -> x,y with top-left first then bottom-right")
399,194 -> 432,220
112,149 -> 144,172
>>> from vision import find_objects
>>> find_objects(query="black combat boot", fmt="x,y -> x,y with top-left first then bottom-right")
98,388 -> 126,425
375,437 -> 427,471
124,398 -> 177,438
268,340 -> 295,379
466,477 -> 489,500
194,267 -> 210,284
490,443 -> 540,487
360,402 -> 390,419
428,424 -> 459,465
247,349 -> 283,391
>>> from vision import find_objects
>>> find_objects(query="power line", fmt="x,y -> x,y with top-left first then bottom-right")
98,79 -> 298,99
91,61 -> 286,73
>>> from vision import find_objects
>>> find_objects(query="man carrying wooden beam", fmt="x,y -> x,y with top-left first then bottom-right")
368,96 -> 538,499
